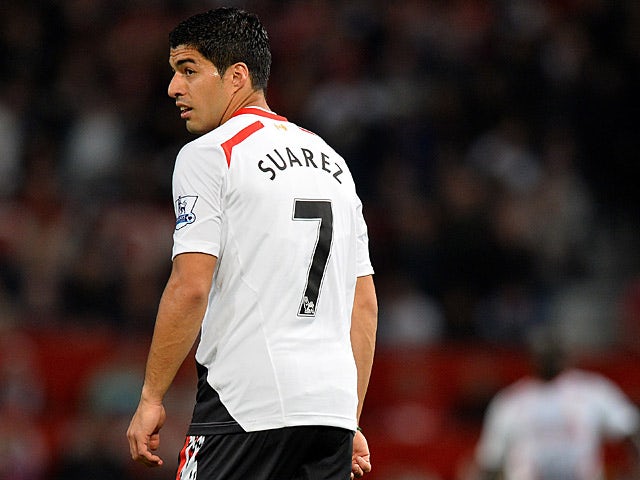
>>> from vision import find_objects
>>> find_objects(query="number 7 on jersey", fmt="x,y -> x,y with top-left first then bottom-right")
293,199 -> 333,317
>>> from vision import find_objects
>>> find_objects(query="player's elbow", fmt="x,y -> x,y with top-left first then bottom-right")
165,269 -> 211,306
176,279 -> 211,305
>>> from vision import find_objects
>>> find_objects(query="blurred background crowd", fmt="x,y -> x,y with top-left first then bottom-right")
1,0 -> 640,479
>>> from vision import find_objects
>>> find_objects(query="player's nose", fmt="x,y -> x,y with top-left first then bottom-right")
168,73 -> 184,98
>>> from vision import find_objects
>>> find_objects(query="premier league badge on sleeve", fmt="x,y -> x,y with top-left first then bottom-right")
175,195 -> 198,230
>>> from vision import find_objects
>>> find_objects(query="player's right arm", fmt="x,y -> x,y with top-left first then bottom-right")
127,252 -> 216,467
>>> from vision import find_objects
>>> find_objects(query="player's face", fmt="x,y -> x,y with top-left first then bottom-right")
168,46 -> 232,134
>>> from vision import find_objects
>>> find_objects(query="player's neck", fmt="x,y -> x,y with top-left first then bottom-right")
222,89 -> 270,125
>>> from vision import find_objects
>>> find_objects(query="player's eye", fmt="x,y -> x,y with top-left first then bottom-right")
185,68 -> 196,76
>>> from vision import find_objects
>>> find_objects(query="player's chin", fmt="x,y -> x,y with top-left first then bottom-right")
185,118 -> 217,135
185,121 -> 204,135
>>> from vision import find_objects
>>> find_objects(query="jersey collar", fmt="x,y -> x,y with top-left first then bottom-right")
231,106 -> 288,122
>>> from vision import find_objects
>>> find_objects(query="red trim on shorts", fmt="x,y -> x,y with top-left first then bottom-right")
231,107 -> 288,122
221,121 -> 264,167
175,437 -> 189,480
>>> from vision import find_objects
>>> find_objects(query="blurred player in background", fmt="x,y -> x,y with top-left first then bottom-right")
475,331 -> 640,480
126,7 -> 377,480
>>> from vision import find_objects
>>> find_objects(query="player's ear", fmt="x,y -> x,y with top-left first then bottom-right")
230,62 -> 250,91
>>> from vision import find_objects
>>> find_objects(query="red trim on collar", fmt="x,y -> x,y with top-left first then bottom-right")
221,121 -> 264,167
231,107 -> 288,122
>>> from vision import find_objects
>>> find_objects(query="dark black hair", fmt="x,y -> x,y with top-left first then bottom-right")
169,7 -> 271,91
529,329 -> 568,381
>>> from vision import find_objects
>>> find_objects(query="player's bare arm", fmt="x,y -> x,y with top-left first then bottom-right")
127,252 -> 216,467
351,274 -> 377,422
350,274 -> 378,478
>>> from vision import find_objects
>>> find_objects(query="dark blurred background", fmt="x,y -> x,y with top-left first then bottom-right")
1,1 -> 639,479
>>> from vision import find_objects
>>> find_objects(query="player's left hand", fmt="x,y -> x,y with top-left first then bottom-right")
351,429 -> 371,478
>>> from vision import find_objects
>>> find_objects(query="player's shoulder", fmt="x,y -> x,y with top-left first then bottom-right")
559,368 -> 619,392
229,108 -> 349,164
175,122 -> 241,169
494,376 -> 540,405
230,107 -> 333,146
177,131 -> 221,157
173,136 -> 226,184
178,108 -> 290,155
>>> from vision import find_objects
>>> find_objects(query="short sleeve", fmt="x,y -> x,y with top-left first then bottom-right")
171,140 -> 227,260
594,375 -> 640,439
475,394 -> 511,471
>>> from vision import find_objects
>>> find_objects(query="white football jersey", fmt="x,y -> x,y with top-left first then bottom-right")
171,107 -> 373,434
476,369 -> 640,480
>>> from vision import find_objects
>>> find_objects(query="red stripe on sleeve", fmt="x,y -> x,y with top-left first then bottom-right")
221,121 -> 264,167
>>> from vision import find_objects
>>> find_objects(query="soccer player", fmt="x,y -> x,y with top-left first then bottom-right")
475,334 -> 640,480
126,7 -> 378,480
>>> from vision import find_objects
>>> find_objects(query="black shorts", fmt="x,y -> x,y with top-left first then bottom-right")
175,426 -> 354,480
